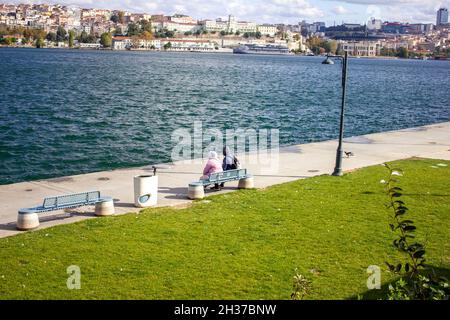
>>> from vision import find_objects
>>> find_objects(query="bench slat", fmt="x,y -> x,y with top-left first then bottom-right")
39,191 -> 101,211
209,169 -> 248,183
193,169 -> 250,186
43,197 -> 57,208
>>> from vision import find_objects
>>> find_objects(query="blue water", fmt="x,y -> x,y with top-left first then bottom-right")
1,48 -> 449,185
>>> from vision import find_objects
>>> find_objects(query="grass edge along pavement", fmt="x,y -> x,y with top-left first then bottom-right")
0,158 -> 448,300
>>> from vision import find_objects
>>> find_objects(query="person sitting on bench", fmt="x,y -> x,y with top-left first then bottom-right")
200,151 -> 223,190
221,146 -> 240,187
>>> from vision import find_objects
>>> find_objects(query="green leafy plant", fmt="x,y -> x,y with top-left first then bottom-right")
416,274 -> 449,300
383,164 -> 424,277
383,163 -> 449,300
291,271 -> 312,300
387,279 -> 411,300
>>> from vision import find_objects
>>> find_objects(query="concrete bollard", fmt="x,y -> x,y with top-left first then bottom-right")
188,182 -> 205,200
17,210 -> 40,231
238,176 -> 254,189
95,198 -> 115,216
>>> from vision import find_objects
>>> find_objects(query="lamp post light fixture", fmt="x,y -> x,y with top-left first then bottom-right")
322,52 -> 349,177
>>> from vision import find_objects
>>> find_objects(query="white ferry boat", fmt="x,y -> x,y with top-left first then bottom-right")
233,44 -> 293,56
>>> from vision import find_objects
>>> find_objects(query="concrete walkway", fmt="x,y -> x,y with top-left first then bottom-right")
1,121 -> 449,238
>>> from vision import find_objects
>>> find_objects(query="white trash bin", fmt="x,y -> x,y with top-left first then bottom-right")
134,174 -> 158,208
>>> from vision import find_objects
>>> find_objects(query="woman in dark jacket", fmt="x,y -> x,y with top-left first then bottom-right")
221,146 -> 239,187
222,146 -> 236,171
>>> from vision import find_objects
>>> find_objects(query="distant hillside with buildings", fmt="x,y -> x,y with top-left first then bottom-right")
0,3 -> 449,59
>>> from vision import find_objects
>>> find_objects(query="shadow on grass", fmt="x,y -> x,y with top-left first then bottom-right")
402,193 -> 450,197
348,266 -> 450,300
360,191 -> 450,197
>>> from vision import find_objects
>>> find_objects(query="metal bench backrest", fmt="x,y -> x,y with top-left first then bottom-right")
209,169 -> 248,183
42,191 -> 101,209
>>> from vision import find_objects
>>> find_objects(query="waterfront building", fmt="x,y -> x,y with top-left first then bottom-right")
300,21 -> 326,34
171,14 -> 197,24
257,24 -> 278,36
81,24 -> 92,33
160,39 -> 217,51
380,38 -> 412,50
202,15 -> 257,34
340,40 -> 381,57
66,7 -> 81,30
150,14 -> 166,22
367,18 -> 382,31
437,8 -> 449,26
409,23 -> 434,34
314,22 -> 326,32
112,36 -> 131,50
424,23 -> 435,33
140,13 -> 152,21
149,14 -> 201,34
202,18 -> 227,32
416,42 -> 436,52
161,20 -> 201,33
129,13 -> 147,23
343,23 -> 362,30
237,21 -> 257,33
112,36 -> 161,50
276,23 -> 301,33
149,16 -> 164,33
382,22 -> 410,34
79,42 -> 101,49
0,12 -> 16,26
137,38 -> 161,50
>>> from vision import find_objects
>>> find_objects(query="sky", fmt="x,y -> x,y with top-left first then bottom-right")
6,0 -> 450,25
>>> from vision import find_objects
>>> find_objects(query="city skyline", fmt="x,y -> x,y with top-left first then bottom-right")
4,0 -> 450,25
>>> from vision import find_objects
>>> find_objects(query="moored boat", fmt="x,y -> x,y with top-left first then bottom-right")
233,44 -> 293,55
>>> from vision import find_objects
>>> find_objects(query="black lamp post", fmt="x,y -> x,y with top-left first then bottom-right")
323,52 -> 349,176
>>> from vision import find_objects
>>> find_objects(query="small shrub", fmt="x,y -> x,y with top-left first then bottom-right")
382,163 -> 449,300
291,271 -> 312,300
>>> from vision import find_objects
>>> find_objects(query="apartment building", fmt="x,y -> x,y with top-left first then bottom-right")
340,40 -> 381,56
112,36 -> 161,50
161,20 -> 201,33
257,24 -> 278,36
202,15 -> 257,34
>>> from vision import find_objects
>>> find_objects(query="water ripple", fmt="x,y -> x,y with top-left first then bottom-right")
0,48 -> 449,184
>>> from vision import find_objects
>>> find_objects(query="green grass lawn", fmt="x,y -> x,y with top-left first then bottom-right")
0,158 -> 449,300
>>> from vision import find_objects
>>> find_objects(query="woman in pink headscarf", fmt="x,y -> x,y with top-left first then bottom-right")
200,151 -> 223,189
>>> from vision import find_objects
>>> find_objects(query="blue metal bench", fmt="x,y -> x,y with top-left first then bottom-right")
188,169 -> 254,199
200,169 -> 250,187
17,191 -> 115,230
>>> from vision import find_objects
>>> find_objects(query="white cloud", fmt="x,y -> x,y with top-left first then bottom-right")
326,0 -> 450,23
332,5 -> 349,15
327,0 -> 447,5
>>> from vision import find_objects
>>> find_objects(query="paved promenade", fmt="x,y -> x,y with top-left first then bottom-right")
1,122 -> 449,238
